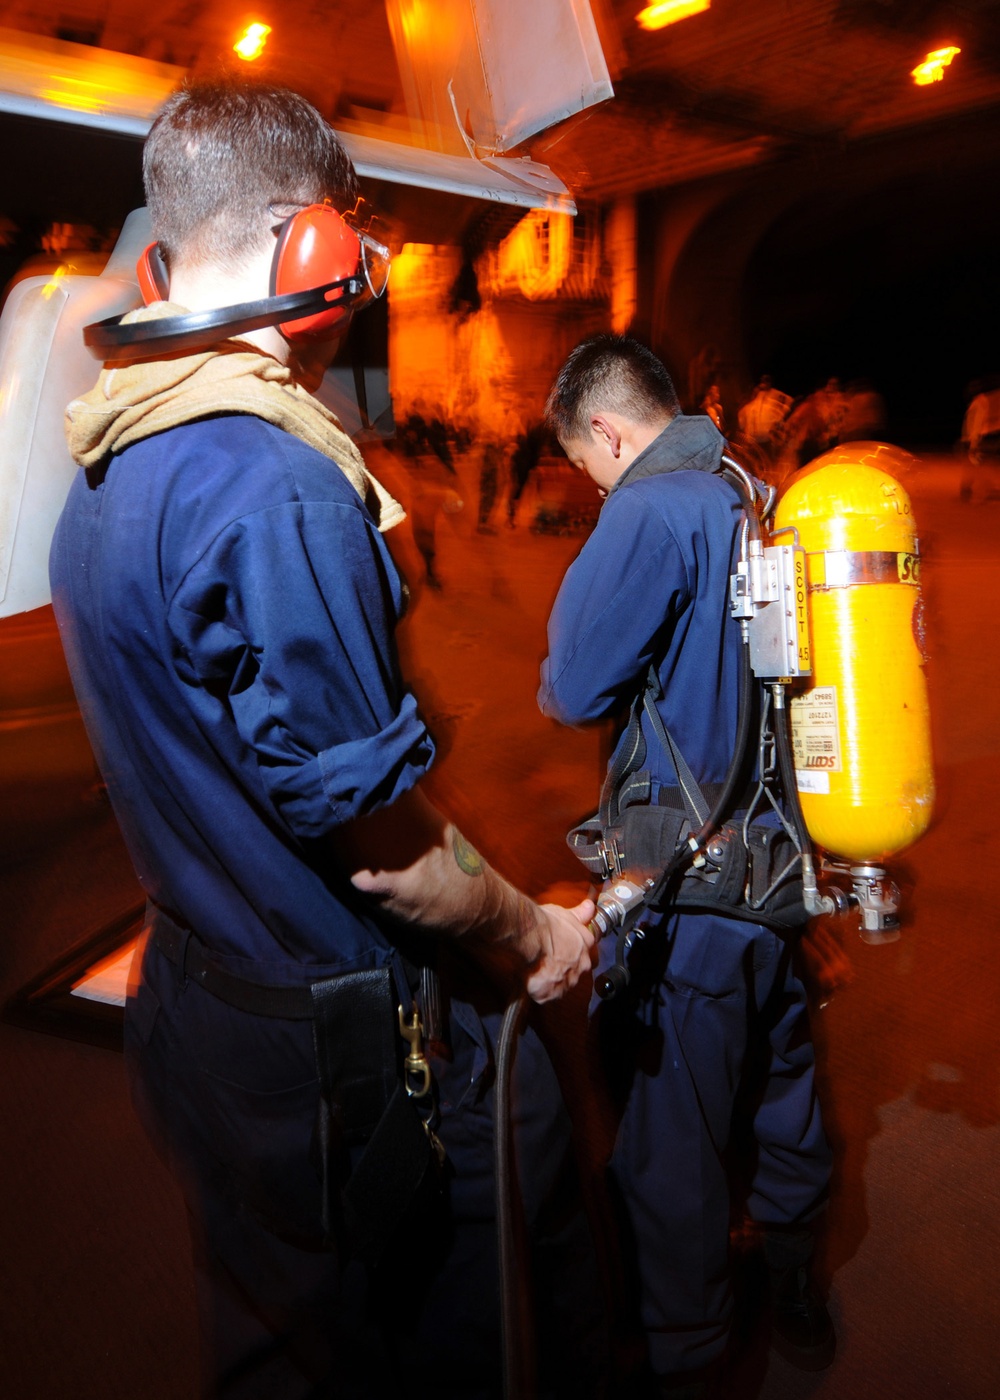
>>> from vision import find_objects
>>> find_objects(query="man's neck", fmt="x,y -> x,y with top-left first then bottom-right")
623,415 -> 674,466
165,249 -> 289,365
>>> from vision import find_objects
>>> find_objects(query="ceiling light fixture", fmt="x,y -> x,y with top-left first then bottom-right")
234,23 -> 272,62
911,46 -> 961,86
637,1 -> 711,32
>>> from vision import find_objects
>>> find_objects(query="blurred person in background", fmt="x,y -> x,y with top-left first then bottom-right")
477,386 -> 520,534
962,374 -> 1000,463
700,382 -> 726,433
814,377 -> 847,449
507,418 -> 547,528
838,378 -> 888,443
784,377 -> 846,470
394,398 -> 465,590
737,374 -> 792,454
688,341 -> 722,417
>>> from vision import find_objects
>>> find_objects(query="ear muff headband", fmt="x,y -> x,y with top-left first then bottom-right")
83,278 -> 365,357
83,204 -> 382,359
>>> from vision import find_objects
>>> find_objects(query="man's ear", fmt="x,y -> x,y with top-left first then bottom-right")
590,413 -> 623,458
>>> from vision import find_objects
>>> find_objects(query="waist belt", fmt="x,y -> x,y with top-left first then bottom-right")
152,919 -> 319,1019
657,779 -> 755,812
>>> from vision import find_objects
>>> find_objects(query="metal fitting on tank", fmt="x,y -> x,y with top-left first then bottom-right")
851,865 -> 901,944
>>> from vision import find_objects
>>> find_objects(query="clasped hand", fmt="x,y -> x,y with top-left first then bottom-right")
526,898 -> 597,1004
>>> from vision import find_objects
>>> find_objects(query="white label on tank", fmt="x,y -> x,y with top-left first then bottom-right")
795,769 -> 830,794
790,685 -> 841,782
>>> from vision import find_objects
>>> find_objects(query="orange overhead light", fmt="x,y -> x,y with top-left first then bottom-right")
637,1 -> 711,31
911,46 -> 960,85
234,23 -> 272,61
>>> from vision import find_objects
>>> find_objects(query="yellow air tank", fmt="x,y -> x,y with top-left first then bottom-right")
774,444 -> 934,864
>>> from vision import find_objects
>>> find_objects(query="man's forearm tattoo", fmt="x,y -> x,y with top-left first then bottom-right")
452,830 -> 485,877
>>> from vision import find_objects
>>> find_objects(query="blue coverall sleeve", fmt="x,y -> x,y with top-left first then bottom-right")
167,498 -> 434,838
538,488 -> 691,725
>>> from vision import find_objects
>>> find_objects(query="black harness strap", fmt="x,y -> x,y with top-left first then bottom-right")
597,683 -> 649,829
641,666 -> 711,828
569,664 -> 722,879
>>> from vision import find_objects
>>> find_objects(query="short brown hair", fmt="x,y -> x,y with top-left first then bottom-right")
546,333 -> 680,443
143,80 -> 359,272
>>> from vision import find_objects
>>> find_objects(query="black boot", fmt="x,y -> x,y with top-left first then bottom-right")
762,1226 -> 836,1371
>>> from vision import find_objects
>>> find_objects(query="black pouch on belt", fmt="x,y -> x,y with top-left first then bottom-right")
311,968 -> 440,1271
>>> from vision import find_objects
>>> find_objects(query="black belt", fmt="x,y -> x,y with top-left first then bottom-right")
152,919 -> 325,1020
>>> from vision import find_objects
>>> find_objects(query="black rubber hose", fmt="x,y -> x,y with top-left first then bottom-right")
693,635 -> 755,850
686,458 -> 761,849
495,994 -> 534,1400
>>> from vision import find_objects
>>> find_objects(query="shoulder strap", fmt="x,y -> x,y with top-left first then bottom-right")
598,663 -> 711,831
597,686 -> 648,828
641,666 -> 711,828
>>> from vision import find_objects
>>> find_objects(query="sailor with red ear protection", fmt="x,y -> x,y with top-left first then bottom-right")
86,201 -> 391,358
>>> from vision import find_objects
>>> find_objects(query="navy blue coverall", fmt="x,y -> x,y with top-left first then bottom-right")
539,414 -> 831,1378
50,415 -> 586,1398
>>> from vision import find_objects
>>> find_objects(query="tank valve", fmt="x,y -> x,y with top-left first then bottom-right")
851,865 -> 901,944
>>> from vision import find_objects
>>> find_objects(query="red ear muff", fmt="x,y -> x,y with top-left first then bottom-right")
271,204 -> 362,343
86,209 -> 384,359
137,242 -> 170,304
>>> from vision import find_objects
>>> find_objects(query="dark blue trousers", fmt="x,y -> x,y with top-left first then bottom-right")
126,939 -> 597,1398
595,909 -> 831,1377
